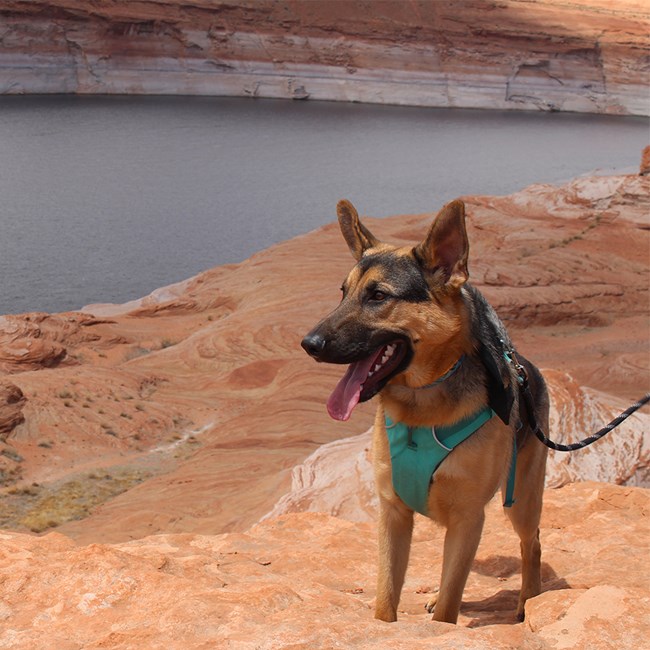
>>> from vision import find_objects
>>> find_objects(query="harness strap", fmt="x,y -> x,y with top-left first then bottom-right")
387,406 -> 495,516
503,435 -> 517,508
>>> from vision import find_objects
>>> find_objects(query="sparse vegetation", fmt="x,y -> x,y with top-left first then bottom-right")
7,485 -> 40,497
17,469 -> 150,533
124,347 -> 152,361
1,448 -> 24,463
547,213 -> 604,250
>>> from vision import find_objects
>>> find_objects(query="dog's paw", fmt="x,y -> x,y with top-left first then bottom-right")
374,609 -> 398,623
516,603 -> 526,622
424,591 -> 438,614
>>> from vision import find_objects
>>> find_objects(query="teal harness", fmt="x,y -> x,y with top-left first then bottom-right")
385,406 -> 518,516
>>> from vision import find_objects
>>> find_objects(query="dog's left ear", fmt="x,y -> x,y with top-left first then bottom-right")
337,199 -> 380,261
414,199 -> 469,290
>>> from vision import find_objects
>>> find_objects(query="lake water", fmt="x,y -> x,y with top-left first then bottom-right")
1,95 -> 647,315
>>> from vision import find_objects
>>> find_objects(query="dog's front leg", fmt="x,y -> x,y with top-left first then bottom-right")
375,498 -> 414,622
432,509 -> 485,624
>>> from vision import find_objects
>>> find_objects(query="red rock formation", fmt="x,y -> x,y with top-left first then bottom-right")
1,1 -> 648,114
0,381 -> 25,438
0,170 -> 647,544
0,482 -> 647,647
0,312 -> 121,373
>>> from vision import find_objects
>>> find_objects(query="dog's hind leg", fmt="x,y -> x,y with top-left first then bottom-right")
503,435 -> 548,620
374,498 -> 414,622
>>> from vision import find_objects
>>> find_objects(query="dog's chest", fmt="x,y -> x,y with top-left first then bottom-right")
385,408 -> 494,516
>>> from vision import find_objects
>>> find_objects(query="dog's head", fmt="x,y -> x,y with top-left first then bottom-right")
302,199 -> 470,421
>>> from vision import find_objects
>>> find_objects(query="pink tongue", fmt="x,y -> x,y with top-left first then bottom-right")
326,352 -> 380,421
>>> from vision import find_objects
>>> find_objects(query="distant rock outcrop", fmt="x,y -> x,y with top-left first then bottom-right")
0,382 -> 25,439
1,0 -> 648,114
0,312 -> 119,373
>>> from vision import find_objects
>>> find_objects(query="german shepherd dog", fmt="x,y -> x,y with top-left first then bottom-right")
302,199 -> 549,624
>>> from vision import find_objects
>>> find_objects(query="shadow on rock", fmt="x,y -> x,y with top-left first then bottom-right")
463,558 -> 570,627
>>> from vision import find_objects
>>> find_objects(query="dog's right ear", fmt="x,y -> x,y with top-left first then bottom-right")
413,199 -> 469,290
337,199 -> 380,261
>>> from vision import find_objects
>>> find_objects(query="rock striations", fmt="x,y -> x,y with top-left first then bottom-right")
1,0 -> 649,114
0,169 -> 648,646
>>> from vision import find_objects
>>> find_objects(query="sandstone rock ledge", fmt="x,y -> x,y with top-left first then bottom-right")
0,482 -> 647,649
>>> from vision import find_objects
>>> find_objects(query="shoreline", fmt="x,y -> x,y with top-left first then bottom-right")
4,56 -> 648,117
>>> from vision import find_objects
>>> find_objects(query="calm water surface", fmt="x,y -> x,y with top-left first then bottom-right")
1,95 -> 647,314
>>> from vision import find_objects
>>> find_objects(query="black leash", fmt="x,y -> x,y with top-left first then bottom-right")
509,346 -> 650,452
527,389 -> 649,452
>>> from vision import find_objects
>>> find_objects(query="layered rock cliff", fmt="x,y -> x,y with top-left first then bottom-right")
1,0 -> 649,114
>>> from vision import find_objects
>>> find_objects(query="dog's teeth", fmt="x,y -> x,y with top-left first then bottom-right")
381,354 -> 389,364
386,344 -> 395,355
374,364 -> 381,372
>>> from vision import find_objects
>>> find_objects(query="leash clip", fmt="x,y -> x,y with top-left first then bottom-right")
501,340 -> 528,387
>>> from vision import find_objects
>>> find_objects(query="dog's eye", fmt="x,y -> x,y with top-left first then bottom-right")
370,290 -> 387,302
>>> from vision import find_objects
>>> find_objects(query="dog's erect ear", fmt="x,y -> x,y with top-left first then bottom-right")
414,200 -> 469,290
337,199 -> 380,261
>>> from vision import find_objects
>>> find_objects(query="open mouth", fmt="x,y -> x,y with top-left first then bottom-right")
326,339 -> 410,421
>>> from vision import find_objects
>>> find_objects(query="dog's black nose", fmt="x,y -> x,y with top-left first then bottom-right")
301,332 -> 327,359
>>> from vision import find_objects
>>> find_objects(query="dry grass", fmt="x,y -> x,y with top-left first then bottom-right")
7,469 -> 150,533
